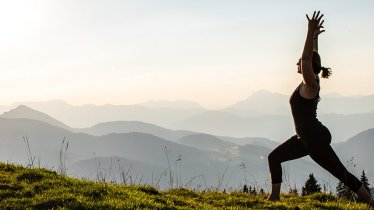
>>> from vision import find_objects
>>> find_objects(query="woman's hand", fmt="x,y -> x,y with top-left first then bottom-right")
307,11 -> 325,36
313,28 -> 325,39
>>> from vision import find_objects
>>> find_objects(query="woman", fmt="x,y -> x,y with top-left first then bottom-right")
267,11 -> 374,206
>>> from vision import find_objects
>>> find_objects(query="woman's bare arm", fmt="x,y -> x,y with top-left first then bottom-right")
300,11 -> 325,99
313,28 -> 325,52
313,36 -> 318,52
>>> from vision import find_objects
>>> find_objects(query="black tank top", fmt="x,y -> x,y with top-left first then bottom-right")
289,80 -> 322,136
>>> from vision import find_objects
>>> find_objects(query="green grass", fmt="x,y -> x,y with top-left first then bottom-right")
0,162 -> 371,209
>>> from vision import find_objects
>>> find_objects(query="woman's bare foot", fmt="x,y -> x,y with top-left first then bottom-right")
357,184 -> 374,208
268,183 -> 281,201
267,195 -> 280,202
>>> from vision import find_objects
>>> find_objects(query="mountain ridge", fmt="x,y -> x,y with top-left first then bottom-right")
0,114 -> 373,191
0,105 -> 72,131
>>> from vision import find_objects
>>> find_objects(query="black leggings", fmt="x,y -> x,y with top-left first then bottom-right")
268,127 -> 362,193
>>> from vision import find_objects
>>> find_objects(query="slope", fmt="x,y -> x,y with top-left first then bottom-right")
0,162 -> 370,209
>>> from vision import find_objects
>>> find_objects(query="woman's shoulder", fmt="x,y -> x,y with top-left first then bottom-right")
298,81 -> 320,100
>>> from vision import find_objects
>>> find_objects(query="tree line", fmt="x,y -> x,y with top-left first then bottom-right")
241,170 -> 372,201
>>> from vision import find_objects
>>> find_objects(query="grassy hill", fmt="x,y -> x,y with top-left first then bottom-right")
0,162 -> 371,209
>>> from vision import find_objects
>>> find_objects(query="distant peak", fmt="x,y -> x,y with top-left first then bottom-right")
1,104 -> 70,129
3,105 -> 49,116
12,105 -> 35,111
11,100 -> 70,107
140,100 -> 204,109
250,90 -> 286,98
226,89 -> 288,111
15,104 -> 28,108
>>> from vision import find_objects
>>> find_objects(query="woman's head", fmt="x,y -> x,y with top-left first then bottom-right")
313,52 -> 332,78
297,52 -> 332,78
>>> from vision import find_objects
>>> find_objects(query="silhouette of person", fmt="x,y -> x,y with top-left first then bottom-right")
267,11 -> 374,207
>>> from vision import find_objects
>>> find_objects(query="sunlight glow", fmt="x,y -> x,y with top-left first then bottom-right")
0,1 -> 40,46
0,1 -> 373,108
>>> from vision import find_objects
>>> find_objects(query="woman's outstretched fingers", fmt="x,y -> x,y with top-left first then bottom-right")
307,11 -> 324,22
312,11 -> 316,19
318,20 -> 325,30
306,11 -> 325,34
315,11 -> 320,19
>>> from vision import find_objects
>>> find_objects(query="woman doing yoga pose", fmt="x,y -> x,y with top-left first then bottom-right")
267,11 -> 374,207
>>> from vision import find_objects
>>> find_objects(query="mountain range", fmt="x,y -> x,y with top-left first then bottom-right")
2,90 -> 374,141
0,104 -> 373,191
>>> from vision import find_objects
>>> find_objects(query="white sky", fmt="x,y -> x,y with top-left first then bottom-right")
0,0 -> 373,109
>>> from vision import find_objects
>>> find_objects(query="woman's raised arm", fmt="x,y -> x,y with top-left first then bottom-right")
300,11 -> 325,98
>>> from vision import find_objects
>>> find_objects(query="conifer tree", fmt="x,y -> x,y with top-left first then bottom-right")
360,170 -> 371,196
243,184 -> 248,193
302,173 -> 321,195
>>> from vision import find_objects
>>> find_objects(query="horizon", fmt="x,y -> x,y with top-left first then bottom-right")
1,89 -> 373,110
1,1 -> 374,109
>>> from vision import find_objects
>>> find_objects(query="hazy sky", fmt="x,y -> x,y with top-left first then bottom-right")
1,0 -> 373,109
